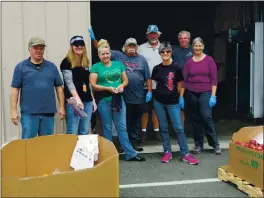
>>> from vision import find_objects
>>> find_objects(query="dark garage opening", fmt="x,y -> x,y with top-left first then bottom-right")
90,1 -> 263,139
90,1 -> 216,60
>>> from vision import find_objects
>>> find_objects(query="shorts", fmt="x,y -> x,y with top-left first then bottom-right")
142,89 -> 155,113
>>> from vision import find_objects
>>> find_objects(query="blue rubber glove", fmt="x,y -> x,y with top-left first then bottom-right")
88,26 -> 96,40
179,97 -> 184,109
209,96 -> 217,108
146,92 -> 152,103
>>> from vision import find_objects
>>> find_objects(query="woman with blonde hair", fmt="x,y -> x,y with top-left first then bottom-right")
89,39 -> 145,161
60,35 -> 96,135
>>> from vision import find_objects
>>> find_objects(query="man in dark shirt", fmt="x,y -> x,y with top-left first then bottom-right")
172,30 -> 193,126
10,37 -> 65,139
172,30 -> 193,69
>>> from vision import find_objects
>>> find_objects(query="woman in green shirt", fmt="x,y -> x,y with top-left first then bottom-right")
90,39 -> 145,161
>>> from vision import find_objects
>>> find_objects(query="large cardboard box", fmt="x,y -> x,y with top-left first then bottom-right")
1,134 -> 119,197
228,126 -> 264,190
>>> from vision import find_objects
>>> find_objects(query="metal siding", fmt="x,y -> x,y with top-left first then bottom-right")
1,2 -> 91,145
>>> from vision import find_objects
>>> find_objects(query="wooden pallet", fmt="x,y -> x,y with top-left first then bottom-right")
218,165 -> 264,197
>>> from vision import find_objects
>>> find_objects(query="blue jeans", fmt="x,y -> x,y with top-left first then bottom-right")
21,113 -> 54,139
97,100 -> 137,160
184,90 -> 219,148
153,99 -> 189,157
66,101 -> 93,135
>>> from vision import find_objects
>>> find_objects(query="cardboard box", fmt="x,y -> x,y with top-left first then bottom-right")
228,126 -> 264,190
1,134 -> 119,197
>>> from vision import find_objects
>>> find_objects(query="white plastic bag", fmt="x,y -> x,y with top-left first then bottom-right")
253,132 -> 263,145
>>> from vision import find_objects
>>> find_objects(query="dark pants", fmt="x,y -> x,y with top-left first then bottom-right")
126,103 -> 145,144
185,90 -> 219,148
91,112 -> 97,130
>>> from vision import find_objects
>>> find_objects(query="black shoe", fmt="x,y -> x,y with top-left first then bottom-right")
118,147 -> 124,153
127,155 -> 146,162
133,145 -> 144,152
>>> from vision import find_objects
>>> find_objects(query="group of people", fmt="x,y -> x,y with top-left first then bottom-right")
10,24 -> 221,165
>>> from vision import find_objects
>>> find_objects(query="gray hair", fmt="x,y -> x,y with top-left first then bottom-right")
192,37 -> 204,47
178,30 -> 191,39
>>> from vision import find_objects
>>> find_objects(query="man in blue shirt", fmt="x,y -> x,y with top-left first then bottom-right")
10,36 -> 65,139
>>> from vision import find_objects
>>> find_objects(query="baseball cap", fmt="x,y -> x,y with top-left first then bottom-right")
122,38 -> 138,52
124,38 -> 137,46
146,25 -> 162,34
159,42 -> 172,53
28,36 -> 46,48
70,35 -> 85,46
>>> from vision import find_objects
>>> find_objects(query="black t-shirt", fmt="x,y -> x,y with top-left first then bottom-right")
151,62 -> 183,104
60,57 -> 92,102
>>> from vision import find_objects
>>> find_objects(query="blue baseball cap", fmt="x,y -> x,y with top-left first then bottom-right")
146,25 -> 162,35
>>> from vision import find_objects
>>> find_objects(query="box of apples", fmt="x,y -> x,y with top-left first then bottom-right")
228,126 -> 264,190
234,140 -> 264,152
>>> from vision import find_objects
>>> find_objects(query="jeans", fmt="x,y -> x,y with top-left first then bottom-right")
97,100 -> 137,160
66,101 -> 93,135
21,113 -> 54,139
153,99 -> 189,157
126,103 -> 145,144
184,90 -> 219,148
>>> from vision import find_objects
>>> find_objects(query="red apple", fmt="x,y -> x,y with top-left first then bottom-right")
249,144 -> 256,150
255,146 -> 263,152
249,140 -> 257,146
240,142 -> 246,147
244,142 -> 250,148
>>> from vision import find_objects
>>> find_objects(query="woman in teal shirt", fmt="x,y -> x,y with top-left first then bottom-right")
90,39 -> 145,162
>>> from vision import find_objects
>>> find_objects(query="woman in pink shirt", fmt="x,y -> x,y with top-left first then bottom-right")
179,37 -> 221,155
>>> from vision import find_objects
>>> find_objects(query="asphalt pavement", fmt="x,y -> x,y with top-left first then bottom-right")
119,149 -> 247,197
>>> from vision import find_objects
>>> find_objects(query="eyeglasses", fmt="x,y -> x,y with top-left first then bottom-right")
160,50 -> 171,54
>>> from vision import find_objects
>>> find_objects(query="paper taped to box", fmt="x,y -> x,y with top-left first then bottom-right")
70,134 -> 99,170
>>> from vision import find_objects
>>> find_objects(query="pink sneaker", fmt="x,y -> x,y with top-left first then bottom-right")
161,151 -> 172,163
182,153 -> 199,165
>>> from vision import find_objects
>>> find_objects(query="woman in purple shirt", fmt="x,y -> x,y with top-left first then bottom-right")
179,37 -> 221,155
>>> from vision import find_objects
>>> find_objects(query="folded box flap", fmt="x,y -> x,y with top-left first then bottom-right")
232,126 -> 264,142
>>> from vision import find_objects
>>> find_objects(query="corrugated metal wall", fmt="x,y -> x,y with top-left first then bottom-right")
1,2 -> 92,145
214,2 -> 259,33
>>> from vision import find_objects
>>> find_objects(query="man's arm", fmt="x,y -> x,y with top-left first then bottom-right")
10,64 -> 23,125
147,79 -> 152,92
55,86 -> 65,120
10,87 -> 20,125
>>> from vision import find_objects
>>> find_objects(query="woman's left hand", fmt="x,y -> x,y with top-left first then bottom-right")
209,96 -> 217,108
117,84 -> 124,93
92,99 -> 97,112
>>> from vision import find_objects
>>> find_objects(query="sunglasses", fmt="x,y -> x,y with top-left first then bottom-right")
73,44 -> 84,47
160,50 -> 171,54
